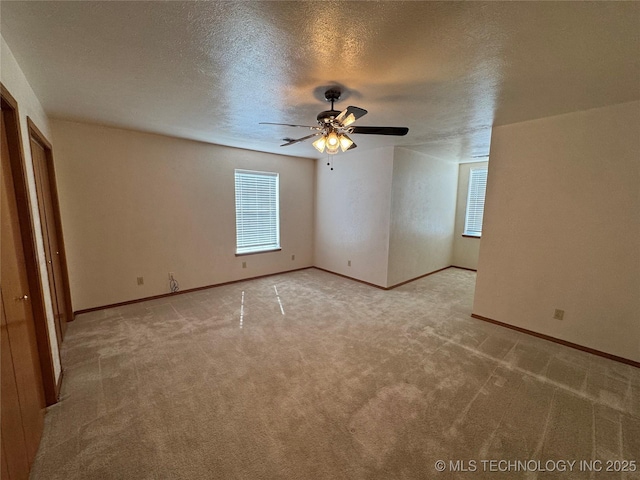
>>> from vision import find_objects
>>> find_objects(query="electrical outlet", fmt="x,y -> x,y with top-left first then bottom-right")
291,254 -> 295,261
137,277 -> 144,286
553,309 -> 565,320
168,272 -> 174,280
242,261 -> 247,268
348,260 -> 351,267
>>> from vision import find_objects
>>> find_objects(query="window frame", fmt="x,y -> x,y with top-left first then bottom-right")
234,169 -> 281,256
463,167 -> 488,238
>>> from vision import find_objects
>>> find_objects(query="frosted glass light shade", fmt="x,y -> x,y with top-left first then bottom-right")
312,136 -> 326,153
338,134 -> 353,152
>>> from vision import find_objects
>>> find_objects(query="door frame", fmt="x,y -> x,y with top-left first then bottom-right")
27,116 -> 74,328
1,83 -> 59,405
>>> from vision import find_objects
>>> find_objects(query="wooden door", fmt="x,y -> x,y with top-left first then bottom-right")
1,108 -> 46,479
1,296 -> 31,480
30,137 -> 67,340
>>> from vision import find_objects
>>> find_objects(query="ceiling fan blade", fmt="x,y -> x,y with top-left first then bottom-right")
280,133 -> 321,147
336,106 -> 368,126
350,126 -> 409,136
260,122 -> 321,130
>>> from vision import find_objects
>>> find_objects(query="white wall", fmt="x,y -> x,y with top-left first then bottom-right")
452,161 -> 488,270
387,148 -> 458,287
474,101 -> 640,362
314,147 -> 394,287
1,35 -> 61,381
50,120 -> 315,311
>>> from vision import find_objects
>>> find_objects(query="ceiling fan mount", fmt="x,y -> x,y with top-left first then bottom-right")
323,88 -> 342,103
260,86 -> 409,155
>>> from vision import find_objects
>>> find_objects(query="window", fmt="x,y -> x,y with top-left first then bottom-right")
464,167 -> 488,237
234,169 -> 280,254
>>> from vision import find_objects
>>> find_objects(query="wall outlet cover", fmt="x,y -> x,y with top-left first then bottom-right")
553,309 -> 565,320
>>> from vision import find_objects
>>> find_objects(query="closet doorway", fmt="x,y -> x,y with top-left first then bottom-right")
1,85 -> 55,480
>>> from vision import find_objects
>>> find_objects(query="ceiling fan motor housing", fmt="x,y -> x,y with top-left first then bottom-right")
317,110 -> 341,124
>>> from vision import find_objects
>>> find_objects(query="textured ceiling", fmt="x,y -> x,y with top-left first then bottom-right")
1,1 -> 638,161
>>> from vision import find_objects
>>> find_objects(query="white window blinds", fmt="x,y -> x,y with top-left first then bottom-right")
235,170 -> 280,254
464,168 -> 488,237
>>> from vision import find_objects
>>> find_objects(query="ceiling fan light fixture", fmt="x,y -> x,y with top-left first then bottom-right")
312,136 -> 327,153
260,87 -> 409,157
338,134 -> 354,152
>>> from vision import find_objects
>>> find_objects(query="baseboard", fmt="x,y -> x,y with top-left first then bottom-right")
72,266 -> 636,368
74,267 -> 313,315
386,266 -> 452,289
312,267 -> 387,290
451,265 -> 477,272
313,265 -> 464,290
73,265 -> 479,315
471,314 -> 639,369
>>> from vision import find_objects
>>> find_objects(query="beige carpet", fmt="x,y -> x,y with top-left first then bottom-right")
31,268 -> 639,479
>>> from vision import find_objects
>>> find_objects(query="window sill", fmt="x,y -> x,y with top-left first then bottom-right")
235,248 -> 282,257
462,234 -> 481,239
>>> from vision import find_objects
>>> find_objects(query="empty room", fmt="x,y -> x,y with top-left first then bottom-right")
1,1 -> 638,479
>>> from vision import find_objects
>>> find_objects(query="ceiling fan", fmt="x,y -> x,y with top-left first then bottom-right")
260,88 -> 409,155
